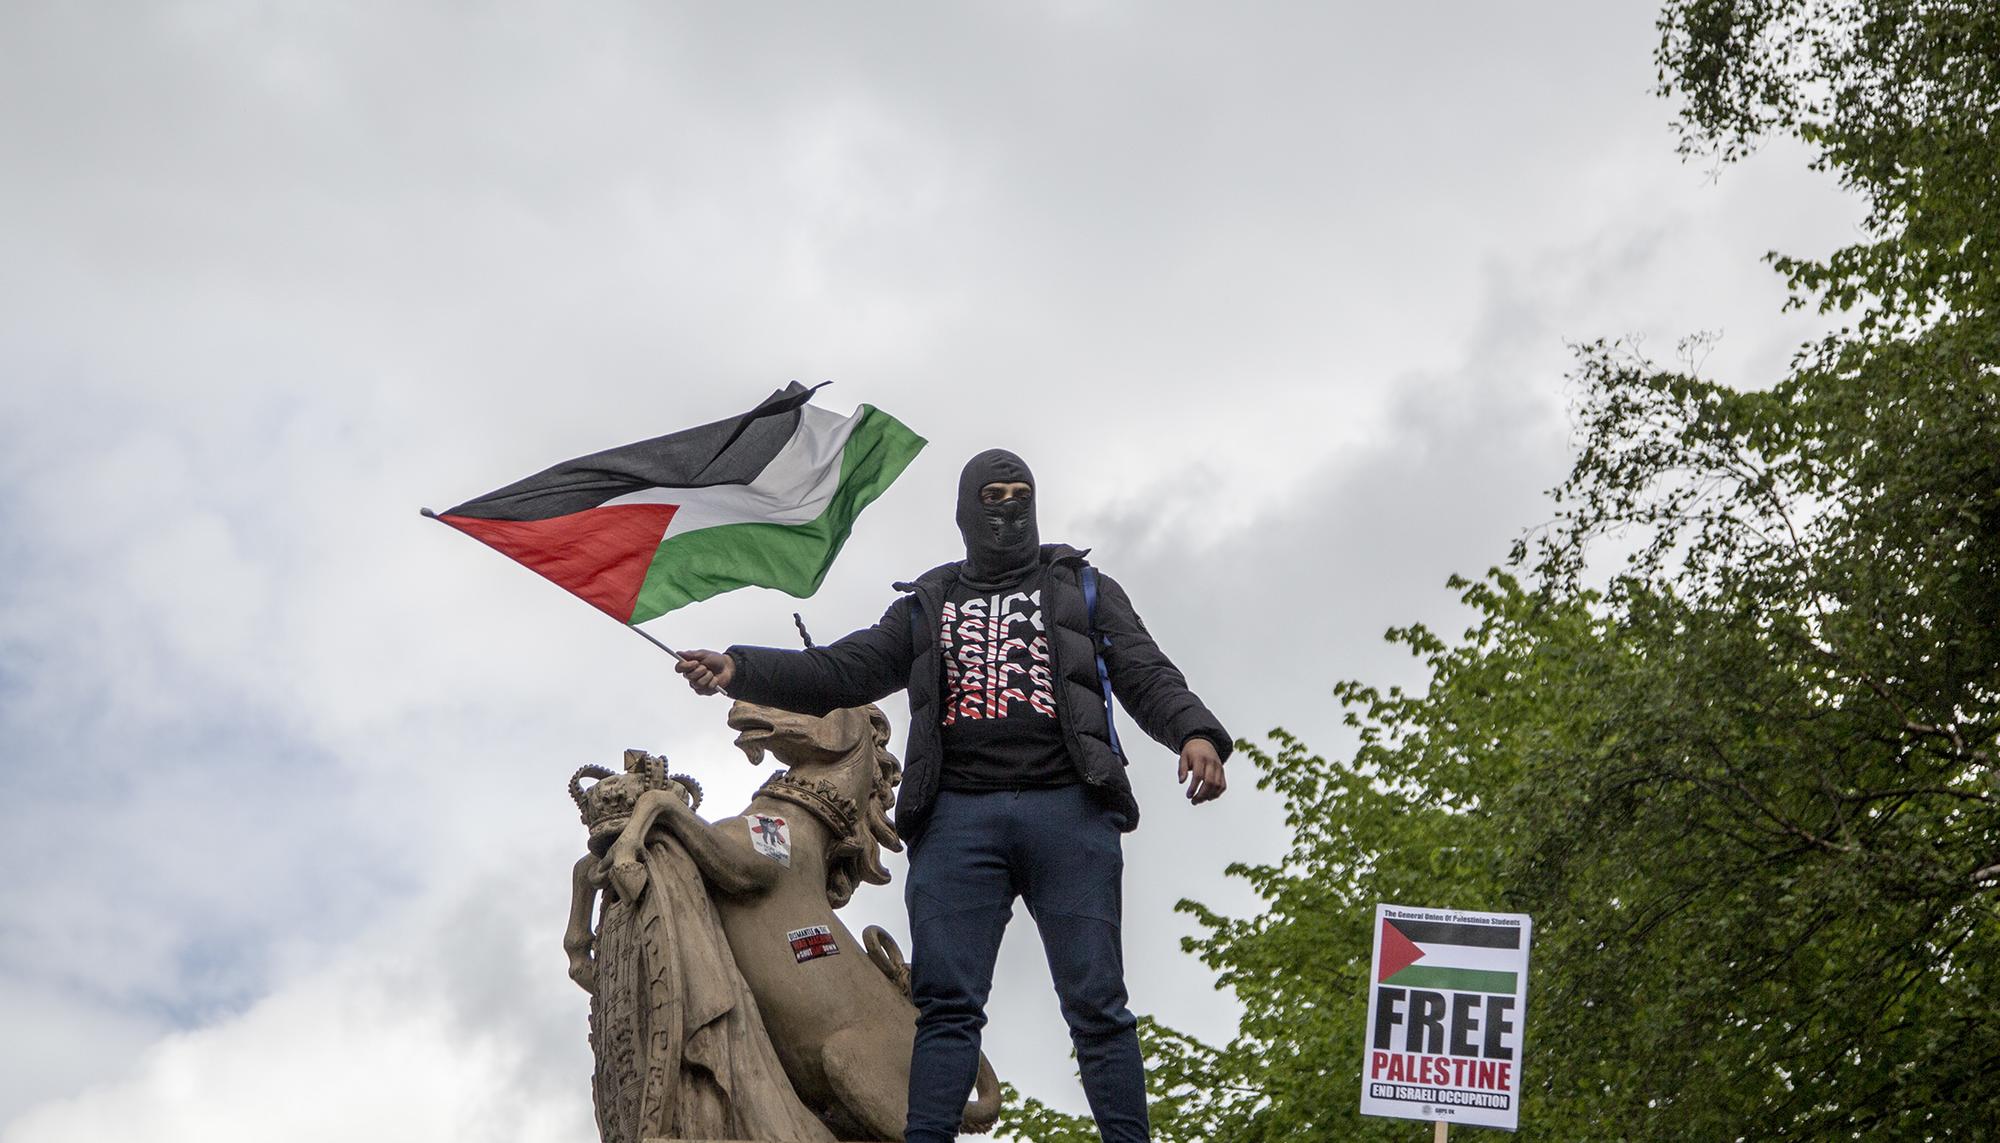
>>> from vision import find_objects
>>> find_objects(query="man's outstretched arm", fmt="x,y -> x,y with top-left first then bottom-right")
675,596 -> 916,715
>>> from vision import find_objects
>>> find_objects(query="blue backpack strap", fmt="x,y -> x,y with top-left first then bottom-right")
1082,565 -> 1125,758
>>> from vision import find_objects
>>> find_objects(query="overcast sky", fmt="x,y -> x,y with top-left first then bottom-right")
0,3 -> 1861,1139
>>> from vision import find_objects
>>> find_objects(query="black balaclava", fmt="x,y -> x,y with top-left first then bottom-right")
955,448 -> 1041,591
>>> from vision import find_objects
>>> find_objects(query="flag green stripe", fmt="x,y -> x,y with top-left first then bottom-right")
1384,965 -> 1518,993
628,407 -> 924,622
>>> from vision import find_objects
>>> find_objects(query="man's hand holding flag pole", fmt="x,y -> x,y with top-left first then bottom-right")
423,382 -> 925,664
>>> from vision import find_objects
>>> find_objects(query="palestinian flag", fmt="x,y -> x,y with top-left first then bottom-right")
1376,915 -> 1523,994
431,383 -> 924,629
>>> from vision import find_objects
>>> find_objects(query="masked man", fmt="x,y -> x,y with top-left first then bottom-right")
676,448 -> 1229,1143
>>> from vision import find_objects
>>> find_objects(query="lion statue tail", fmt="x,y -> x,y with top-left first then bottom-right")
961,1052 -> 1001,1134
864,926 -> 1003,1135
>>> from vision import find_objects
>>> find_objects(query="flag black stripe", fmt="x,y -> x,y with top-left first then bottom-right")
1390,919 -> 1522,949
443,383 -> 825,521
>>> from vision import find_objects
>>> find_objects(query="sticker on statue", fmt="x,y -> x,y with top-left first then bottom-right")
748,815 -> 790,865
787,924 -> 839,963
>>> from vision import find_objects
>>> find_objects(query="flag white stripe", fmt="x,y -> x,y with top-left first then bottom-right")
1411,942 -> 1523,974
600,404 -> 859,535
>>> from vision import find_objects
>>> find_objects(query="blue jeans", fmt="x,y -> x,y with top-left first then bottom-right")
903,785 -> 1148,1143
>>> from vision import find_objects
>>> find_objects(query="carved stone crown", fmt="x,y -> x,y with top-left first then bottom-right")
569,749 -> 702,851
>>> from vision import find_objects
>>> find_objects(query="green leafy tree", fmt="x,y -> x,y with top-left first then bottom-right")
999,1 -> 1997,1138
1658,0 -> 1999,329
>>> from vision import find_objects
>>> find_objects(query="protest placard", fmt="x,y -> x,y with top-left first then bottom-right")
1361,904 -> 1532,1132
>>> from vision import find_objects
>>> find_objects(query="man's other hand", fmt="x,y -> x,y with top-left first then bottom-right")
1178,737 -> 1226,804
675,650 -> 735,696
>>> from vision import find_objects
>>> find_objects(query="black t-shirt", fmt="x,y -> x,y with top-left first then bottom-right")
938,572 -> 1076,791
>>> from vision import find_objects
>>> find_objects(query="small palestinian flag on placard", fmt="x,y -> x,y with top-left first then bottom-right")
433,383 -> 924,629
1376,915 -> 1522,994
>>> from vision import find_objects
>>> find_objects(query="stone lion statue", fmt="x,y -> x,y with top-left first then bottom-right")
564,701 -> 1001,1142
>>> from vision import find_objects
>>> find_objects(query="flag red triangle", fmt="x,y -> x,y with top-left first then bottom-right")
440,503 -> 678,621
1377,919 -> 1427,982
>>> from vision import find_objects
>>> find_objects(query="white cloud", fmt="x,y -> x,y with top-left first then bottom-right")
3,854 -> 594,1143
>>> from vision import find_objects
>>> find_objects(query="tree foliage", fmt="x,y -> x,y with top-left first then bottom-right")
1659,0 -> 1999,330
998,1 -> 1998,1137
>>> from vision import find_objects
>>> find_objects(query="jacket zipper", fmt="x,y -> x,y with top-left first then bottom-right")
1043,561 -> 1106,788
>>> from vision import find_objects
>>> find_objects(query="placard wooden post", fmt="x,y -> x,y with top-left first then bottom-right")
1434,1120 -> 1449,1142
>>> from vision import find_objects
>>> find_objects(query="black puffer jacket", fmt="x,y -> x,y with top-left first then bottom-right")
726,544 -> 1231,846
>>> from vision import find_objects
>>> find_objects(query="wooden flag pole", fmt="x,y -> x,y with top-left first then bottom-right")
421,507 -> 684,660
